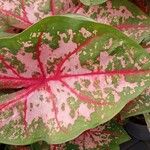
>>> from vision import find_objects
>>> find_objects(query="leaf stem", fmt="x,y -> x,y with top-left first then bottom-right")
50,0 -> 56,15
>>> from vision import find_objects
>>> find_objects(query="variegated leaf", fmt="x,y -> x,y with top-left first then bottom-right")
0,15 -> 150,144
121,39 -> 150,119
50,120 -> 130,150
0,0 -> 80,32
75,0 -> 150,43
0,0 -> 150,44
120,89 -> 150,119
7,120 -> 130,150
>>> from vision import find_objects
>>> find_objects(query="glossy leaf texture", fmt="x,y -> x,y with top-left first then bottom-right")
144,113 -> 150,132
50,120 -> 130,150
80,0 -> 107,6
0,15 -> 150,144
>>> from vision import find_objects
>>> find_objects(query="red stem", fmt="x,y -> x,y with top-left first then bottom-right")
20,0 -> 31,23
45,83 -> 67,132
60,80 -> 110,106
116,24 -> 149,30
55,36 -> 97,76
73,3 -> 83,13
45,69 -> 150,82
0,76 -> 43,82
0,83 -> 41,110
60,69 -> 150,79
0,55 -> 24,78
0,8 -> 32,25
50,0 -> 56,15
36,32 -> 46,77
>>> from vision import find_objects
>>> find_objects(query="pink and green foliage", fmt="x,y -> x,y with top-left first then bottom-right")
120,41 -> 150,119
50,120 -> 130,150
120,36 -> 150,131
0,0 -> 150,43
7,120 -> 130,150
75,0 -> 150,43
0,15 -> 150,144
0,0 -> 79,32
121,89 -> 150,119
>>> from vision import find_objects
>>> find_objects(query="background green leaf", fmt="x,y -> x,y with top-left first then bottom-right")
80,0 -> 107,6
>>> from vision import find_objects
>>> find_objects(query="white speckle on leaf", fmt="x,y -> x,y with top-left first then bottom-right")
79,27 -> 92,38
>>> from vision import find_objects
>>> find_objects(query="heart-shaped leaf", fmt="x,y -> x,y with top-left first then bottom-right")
0,15 -> 150,144
80,0 -> 107,6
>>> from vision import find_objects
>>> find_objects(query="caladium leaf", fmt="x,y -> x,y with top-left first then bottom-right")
80,0 -> 107,6
144,113 -> 150,132
50,120 -> 130,150
120,89 -> 150,119
0,0 -> 80,33
0,15 -> 150,144
76,0 -> 150,43
0,0 -> 150,42
121,40 -> 150,119
7,120 -> 130,150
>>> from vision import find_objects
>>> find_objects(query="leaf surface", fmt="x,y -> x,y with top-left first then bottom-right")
0,15 -> 150,144
121,42 -> 150,119
80,0 -> 107,6
50,120 -> 130,150
75,0 -> 150,43
0,0 -> 80,32
0,0 -> 150,43
120,89 -> 150,119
